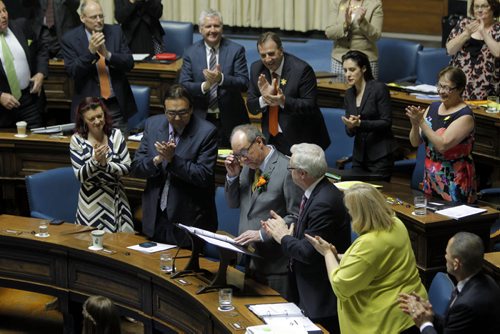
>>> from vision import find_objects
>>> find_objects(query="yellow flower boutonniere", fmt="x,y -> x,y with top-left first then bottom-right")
27,39 -> 33,46
255,173 -> 270,193
280,78 -> 287,86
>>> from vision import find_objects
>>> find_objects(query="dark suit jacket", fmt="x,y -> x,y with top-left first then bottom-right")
61,24 -> 137,120
0,18 -> 48,108
247,53 -> 330,151
131,114 -> 218,237
179,38 -> 249,144
423,272 -> 500,334
281,177 -> 350,319
344,80 -> 394,163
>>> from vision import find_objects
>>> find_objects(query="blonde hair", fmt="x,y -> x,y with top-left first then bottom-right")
344,183 -> 395,234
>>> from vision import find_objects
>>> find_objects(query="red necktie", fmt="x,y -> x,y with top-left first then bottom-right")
268,72 -> 279,136
45,0 -> 55,28
97,53 -> 111,99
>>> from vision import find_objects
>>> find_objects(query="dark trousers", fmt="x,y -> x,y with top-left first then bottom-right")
206,113 -> 230,148
0,88 -> 43,129
352,153 -> 394,181
102,97 -> 128,136
153,205 -> 191,248
268,132 -> 291,156
311,315 -> 340,334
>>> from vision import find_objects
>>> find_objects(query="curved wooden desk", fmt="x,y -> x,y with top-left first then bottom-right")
0,215 -> 285,334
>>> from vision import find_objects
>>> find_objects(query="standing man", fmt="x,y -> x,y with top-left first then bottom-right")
247,32 -> 330,155
0,0 -> 48,129
399,232 -> 500,334
61,0 -> 136,134
224,124 -> 302,297
22,0 -> 80,58
179,9 -> 249,148
263,143 -> 350,333
131,84 -> 218,246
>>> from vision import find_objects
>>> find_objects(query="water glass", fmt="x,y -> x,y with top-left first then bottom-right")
414,196 -> 427,216
218,288 -> 234,311
160,253 -> 173,273
38,221 -> 49,237
486,96 -> 499,113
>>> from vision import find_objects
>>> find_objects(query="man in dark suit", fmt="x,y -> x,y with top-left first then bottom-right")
0,0 -> 48,128
247,32 -> 330,155
61,0 -> 136,134
179,8 -> 249,148
131,84 -> 218,246
399,232 -> 500,334
22,0 -> 80,58
224,124 -> 303,298
263,143 -> 350,333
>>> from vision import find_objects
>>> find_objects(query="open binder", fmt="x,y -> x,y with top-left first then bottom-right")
173,223 -> 258,294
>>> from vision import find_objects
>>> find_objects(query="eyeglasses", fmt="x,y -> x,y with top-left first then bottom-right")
233,138 -> 257,159
166,109 -> 190,118
436,84 -> 457,93
287,167 -> 298,171
473,4 -> 490,10
86,14 -> 105,21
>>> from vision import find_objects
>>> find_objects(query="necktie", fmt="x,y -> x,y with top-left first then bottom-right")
160,131 -> 177,211
252,168 -> 262,193
208,47 -> 218,110
449,287 -> 459,308
97,53 -> 111,99
268,72 -> 279,136
0,33 -> 22,99
45,0 -> 55,29
299,194 -> 307,217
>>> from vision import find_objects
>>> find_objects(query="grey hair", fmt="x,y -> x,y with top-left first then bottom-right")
449,232 -> 484,276
80,0 -> 100,15
230,124 -> 264,145
290,143 -> 327,179
199,9 -> 223,26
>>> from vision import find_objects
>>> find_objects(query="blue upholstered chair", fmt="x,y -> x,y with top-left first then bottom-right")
428,272 -> 455,317
128,85 -> 151,132
160,20 -> 194,57
320,108 -> 354,169
377,38 -> 423,83
416,49 -> 452,85
25,167 -> 80,223
411,143 -> 426,191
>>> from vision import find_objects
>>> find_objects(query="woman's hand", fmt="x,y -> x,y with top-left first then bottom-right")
465,19 -> 481,37
405,105 -> 425,127
93,144 -> 108,166
342,115 -> 361,129
305,233 -> 338,258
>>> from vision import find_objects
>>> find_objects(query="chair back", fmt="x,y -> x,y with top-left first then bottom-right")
128,85 -> 151,131
428,272 -> 455,317
160,20 -> 194,57
411,143 -> 426,190
377,38 -> 423,83
320,108 -> 354,168
416,49 -> 452,85
25,167 -> 80,223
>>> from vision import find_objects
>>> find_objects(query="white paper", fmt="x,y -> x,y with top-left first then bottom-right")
127,242 -> 176,253
196,234 -> 246,254
410,93 -> 441,100
128,132 -> 143,142
435,205 -> 487,220
248,302 -> 304,317
404,84 -> 438,93
248,303 -> 321,333
246,324 -> 307,334
133,54 -> 149,61
178,223 -> 236,244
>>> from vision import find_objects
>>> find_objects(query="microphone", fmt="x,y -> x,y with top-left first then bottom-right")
170,223 -> 190,275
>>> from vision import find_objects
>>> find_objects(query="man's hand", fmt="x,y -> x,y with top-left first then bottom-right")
30,73 -> 45,95
89,31 -> 106,55
224,154 -> 241,177
261,210 -> 294,244
0,92 -> 20,110
203,64 -> 222,87
234,230 -> 261,245
398,292 -> 434,327
155,140 -> 176,163
257,74 -> 276,97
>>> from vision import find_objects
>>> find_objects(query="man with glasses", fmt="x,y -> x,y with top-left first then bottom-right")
132,84 -> 218,246
61,0 -> 136,135
224,124 -> 302,298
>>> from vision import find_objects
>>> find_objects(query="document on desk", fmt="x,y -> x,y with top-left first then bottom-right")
128,132 -> 143,142
127,242 -> 176,253
435,205 -> 487,220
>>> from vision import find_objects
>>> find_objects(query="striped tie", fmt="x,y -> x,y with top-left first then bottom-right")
0,33 -> 22,99
45,0 -> 55,28
208,47 -> 218,110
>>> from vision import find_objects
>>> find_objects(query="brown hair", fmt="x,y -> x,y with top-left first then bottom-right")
74,97 -> 112,138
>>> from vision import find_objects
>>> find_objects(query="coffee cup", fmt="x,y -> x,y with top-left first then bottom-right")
89,230 -> 105,250
16,121 -> 27,137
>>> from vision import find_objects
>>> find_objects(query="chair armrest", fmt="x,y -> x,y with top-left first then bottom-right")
336,156 -> 353,170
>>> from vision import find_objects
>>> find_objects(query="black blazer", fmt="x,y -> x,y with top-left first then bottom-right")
247,53 -> 330,151
131,114 -> 218,237
281,177 -> 350,319
61,24 -> 137,120
344,80 -> 394,162
423,272 -> 500,334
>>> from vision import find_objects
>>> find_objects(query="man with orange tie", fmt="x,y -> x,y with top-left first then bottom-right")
0,0 -> 48,129
247,32 -> 330,156
62,0 -> 136,134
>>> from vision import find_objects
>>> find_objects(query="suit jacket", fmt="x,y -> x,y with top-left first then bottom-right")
247,53 -> 330,151
344,80 -> 394,163
225,149 -> 303,276
61,24 -> 137,120
179,38 -> 249,143
131,114 -> 218,237
0,18 -> 48,105
281,177 -> 350,319
423,272 -> 500,334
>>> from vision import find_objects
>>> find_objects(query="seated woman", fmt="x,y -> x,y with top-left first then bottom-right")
446,0 -> 499,100
70,97 -> 134,232
341,50 -> 394,180
306,183 -> 426,334
406,67 -> 476,203
82,295 -> 121,334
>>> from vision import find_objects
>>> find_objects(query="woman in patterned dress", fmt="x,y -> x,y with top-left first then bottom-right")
446,0 -> 499,100
406,67 -> 476,204
70,97 -> 134,232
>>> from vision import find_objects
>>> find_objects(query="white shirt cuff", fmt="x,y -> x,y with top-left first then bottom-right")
420,322 -> 434,332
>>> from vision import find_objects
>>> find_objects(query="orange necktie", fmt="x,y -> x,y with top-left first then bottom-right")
268,72 -> 279,136
97,53 -> 111,99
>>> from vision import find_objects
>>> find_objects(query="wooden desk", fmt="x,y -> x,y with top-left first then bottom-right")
0,214 -> 286,334
46,59 -> 183,114
484,252 -> 500,287
317,79 -> 500,185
